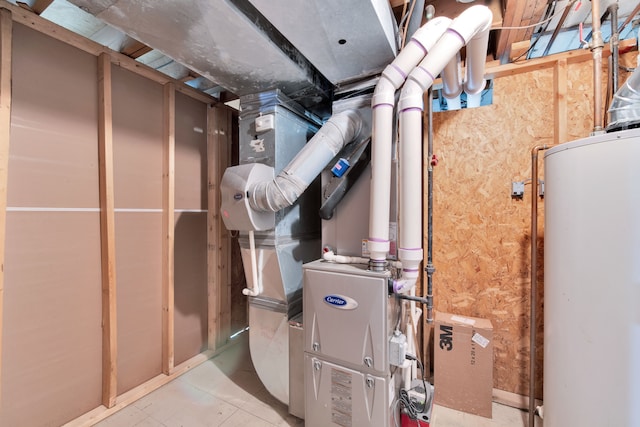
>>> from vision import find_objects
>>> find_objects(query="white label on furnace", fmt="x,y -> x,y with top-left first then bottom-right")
451,315 -> 476,326
472,332 -> 490,348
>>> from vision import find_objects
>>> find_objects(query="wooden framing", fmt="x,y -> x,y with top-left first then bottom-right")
97,52 -> 118,408
162,82 -> 176,374
0,6 -> 12,405
61,342 -> 234,427
31,0 -> 53,15
207,105 -> 233,351
0,1 -> 216,105
554,58 -> 568,145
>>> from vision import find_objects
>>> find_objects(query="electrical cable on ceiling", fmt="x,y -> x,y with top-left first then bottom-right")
509,1 -> 560,63
401,0 -> 419,48
493,0 -> 577,30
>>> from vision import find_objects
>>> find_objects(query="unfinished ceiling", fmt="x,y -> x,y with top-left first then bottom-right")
7,0 -> 640,101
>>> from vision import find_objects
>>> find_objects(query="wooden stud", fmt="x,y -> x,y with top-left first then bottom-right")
554,59 -> 568,145
120,39 -> 153,59
496,0 -> 529,62
97,52 -> 118,408
0,7 -> 12,406
61,340 -> 236,427
388,0 -> 407,8
162,82 -> 175,374
31,0 -> 53,15
207,105 -> 232,351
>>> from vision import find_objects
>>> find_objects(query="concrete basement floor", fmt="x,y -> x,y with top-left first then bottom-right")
95,334 -> 537,427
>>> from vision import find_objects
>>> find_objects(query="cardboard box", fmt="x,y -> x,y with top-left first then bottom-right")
434,311 -> 494,418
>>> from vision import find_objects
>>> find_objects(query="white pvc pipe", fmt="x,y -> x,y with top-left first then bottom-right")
442,53 -> 462,100
243,230 -> 261,296
322,250 -> 369,265
394,5 -> 493,293
463,7 -> 492,97
369,16 -> 451,263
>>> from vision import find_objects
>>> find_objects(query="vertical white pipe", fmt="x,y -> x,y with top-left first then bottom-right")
369,17 -> 451,264
395,5 -> 492,292
243,230 -> 260,296
463,10 -> 492,97
442,54 -> 462,98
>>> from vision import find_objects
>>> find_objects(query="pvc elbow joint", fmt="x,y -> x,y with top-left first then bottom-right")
392,278 -> 417,294
448,5 -> 493,43
398,79 -> 426,112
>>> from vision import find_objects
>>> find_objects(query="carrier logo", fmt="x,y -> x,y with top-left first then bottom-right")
324,294 -> 358,310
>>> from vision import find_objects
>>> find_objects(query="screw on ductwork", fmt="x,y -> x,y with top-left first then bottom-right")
313,342 -> 320,352
366,377 -> 374,388
364,356 -> 373,367
313,360 -> 321,371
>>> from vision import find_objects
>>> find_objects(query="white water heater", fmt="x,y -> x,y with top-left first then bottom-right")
544,127 -> 640,426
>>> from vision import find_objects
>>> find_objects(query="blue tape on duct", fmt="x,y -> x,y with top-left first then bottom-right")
331,158 -> 350,177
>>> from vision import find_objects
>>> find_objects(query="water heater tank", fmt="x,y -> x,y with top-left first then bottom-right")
543,127 -> 640,426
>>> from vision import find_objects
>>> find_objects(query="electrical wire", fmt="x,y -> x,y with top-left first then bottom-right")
510,1 -> 559,63
398,354 -> 432,426
401,0 -> 418,48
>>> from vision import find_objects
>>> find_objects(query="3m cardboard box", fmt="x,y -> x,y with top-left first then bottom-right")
434,311 -> 493,418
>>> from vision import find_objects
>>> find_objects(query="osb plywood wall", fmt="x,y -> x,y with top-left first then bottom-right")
430,53 -> 635,397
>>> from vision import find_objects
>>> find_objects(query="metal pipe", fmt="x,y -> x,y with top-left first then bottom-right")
591,0 -> 605,133
530,144 -> 553,427
542,1 -> 575,57
426,87 -> 435,324
618,1 -> 640,34
609,2 -> 619,93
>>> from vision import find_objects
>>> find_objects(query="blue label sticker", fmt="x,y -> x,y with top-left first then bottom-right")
324,294 -> 358,310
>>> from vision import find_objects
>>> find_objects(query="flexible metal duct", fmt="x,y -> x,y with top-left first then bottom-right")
607,65 -> 640,132
249,109 -> 364,212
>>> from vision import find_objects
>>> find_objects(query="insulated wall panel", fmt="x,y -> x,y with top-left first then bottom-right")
7,23 -> 99,208
114,213 -> 163,393
112,66 -> 163,209
0,24 -> 103,427
174,92 -> 208,364
112,66 -> 164,394
174,212 -> 208,364
2,213 -> 103,426
175,92 -> 207,210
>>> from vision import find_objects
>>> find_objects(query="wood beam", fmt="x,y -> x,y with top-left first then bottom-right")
496,0 -> 528,62
31,0 -> 53,15
207,105 -> 232,351
389,0 -> 407,8
484,38 -> 637,80
162,82 -> 175,375
61,341 -> 236,427
120,39 -> 152,59
554,59 -> 568,145
97,52 -> 118,408
0,0 -> 216,105
0,7 -> 12,407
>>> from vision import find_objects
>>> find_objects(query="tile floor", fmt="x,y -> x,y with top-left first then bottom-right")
96,333 -> 534,427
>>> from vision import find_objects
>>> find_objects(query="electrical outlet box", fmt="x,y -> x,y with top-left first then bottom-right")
511,181 -> 525,198
389,332 -> 407,367
255,114 -> 275,133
